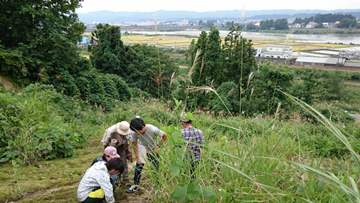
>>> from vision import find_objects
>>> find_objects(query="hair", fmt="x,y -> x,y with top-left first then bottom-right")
130,117 -> 145,131
110,131 -> 121,138
106,158 -> 125,173
182,120 -> 192,124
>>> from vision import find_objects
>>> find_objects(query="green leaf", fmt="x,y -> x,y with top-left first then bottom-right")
202,186 -> 217,203
171,185 -> 187,203
187,182 -> 201,201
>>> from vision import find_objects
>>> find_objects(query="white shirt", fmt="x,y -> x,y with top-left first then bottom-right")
130,124 -> 165,152
77,161 -> 115,203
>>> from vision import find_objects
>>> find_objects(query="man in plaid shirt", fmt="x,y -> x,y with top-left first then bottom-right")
181,116 -> 204,179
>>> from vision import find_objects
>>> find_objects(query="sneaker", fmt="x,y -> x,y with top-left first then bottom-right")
126,185 -> 140,193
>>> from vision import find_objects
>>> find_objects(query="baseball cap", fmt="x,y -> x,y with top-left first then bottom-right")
104,146 -> 120,159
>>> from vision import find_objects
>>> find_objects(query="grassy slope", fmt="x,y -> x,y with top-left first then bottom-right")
0,99 -> 359,202
0,124 -> 103,202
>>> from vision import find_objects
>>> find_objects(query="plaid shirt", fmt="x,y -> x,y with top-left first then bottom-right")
181,127 -> 204,161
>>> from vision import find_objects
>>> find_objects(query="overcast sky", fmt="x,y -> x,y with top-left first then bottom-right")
77,0 -> 360,13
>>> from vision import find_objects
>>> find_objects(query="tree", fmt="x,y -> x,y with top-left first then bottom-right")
222,26 -> 256,113
204,28 -> 222,86
260,20 -> 274,30
191,31 -> 208,86
90,24 -> 129,75
274,19 -> 289,30
338,17 -> 358,29
0,0 -> 85,91
245,65 -> 293,116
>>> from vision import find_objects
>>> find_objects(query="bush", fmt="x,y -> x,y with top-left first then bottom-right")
208,81 -> 238,113
107,74 -> 131,101
300,103 -> 354,123
0,84 -> 89,164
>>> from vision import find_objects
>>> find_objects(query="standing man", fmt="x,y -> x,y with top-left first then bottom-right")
180,114 -> 204,179
127,117 -> 167,193
77,158 -> 125,203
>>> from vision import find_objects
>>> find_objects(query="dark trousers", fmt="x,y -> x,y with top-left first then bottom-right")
190,159 -> 199,180
82,198 -> 105,203
134,152 -> 159,185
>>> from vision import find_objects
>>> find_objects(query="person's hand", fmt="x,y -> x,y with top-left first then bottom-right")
136,155 -> 141,164
110,139 -> 118,146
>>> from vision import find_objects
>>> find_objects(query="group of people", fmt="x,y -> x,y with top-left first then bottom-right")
77,116 -> 204,203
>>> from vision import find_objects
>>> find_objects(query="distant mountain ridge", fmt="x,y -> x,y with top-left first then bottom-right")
78,9 -> 360,24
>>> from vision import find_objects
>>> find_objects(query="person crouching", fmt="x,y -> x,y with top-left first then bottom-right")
77,158 -> 125,203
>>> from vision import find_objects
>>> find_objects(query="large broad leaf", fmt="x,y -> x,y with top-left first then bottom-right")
187,182 -> 202,201
202,186 -> 217,203
171,185 -> 188,203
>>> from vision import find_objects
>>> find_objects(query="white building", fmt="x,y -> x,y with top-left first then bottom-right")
305,21 -> 318,29
256,45 -> 294,59
295,56 -> 345,66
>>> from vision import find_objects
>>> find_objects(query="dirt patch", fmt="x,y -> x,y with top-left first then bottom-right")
0,75 -> 18,91
8,182 -> 78,203
350,114 -> 360,123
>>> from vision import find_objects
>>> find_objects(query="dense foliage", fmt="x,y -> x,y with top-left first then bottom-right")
0,84 -> 95,164
294,13 -> 358,28
90,24 -> 177,98
260,19 -> 289,30
0,0 -> 85,84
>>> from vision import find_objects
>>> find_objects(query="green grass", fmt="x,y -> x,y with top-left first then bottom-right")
1,99 -> 358,202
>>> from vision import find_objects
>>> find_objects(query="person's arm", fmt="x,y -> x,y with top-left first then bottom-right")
125,143 -> 133,162
160,133 -> 167,144
132,141 -> 140,163
96,173 -> 115,203
101,130 -> 110,146
152,125 -> 167,145
128,132 -> 139,163
198,130 -> 204,147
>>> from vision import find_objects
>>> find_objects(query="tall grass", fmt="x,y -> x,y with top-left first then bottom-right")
123,90 -> 359,202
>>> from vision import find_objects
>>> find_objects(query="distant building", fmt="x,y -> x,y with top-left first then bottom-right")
295,56 -> 345,66
305,21 -> 318,29
289,23 -> 302,29
322,22 -> 336,29
256,45 -> 294,59
344,60 -> 360,68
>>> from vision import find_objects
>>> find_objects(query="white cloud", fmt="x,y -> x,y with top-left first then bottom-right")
77,0 -> 360,13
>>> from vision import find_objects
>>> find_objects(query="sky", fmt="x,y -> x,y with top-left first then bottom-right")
77,0 -> 360,13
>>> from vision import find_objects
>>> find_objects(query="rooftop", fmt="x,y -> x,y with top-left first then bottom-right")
296,57 -> 345,65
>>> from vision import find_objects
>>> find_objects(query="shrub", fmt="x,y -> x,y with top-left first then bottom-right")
0,84 -> 88,164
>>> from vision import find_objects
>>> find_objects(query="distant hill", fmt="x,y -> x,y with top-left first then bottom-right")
78,9 -> 360,24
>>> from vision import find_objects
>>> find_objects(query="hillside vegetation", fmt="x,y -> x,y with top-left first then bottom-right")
0,1 -> 359,202
0,85 -> 359,202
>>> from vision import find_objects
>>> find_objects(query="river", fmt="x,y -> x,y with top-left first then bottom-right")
127,30 -> 360,45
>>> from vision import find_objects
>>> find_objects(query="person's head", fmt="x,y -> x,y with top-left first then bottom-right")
180,120 -> 192,128
105,158 -> 125,176
180,113 -> 193,128
103,146 -> 120,161
116,121 -> 131,136
130,117 -> 146,135
110,132 -> 127,146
